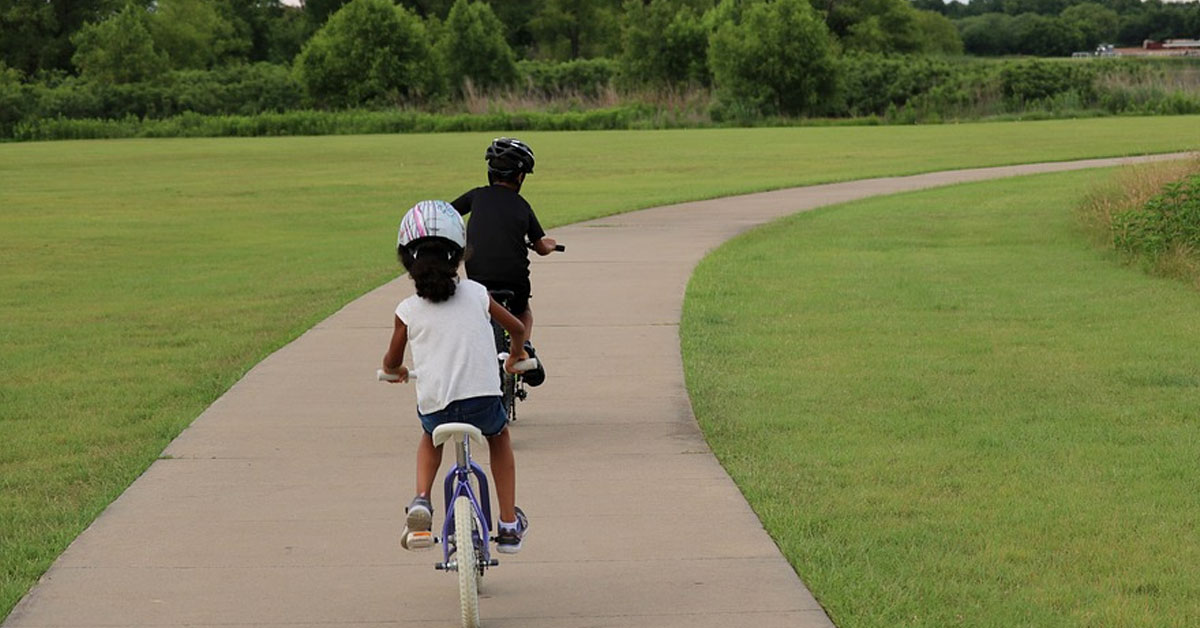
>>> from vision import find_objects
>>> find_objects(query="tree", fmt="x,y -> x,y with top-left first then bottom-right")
913,10 -> 964,54
437,0 -> 518,94
294,0 -> 438,107
71,3 -> 167,83
707,0 -> 836,117
0,0 -> 129,75
821,0 -> 934,54
265,5 -> 312,64
958,12 -> 1020,55
1061,2 -> 1119,47
620,0 -> 710,87
486,0 -> 540,58
529,0 -> 621,60
397,0 -> 455,18
304,0 -> 352,27
149,0 -> 250,69
1014,12 -> 1085,56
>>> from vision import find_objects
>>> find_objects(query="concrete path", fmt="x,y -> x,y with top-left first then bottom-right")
5,154 -> 1191,628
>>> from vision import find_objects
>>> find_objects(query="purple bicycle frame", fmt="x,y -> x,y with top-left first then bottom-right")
440,439 -> 494,567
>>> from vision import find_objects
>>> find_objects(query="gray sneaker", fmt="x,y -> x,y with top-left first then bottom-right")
495,507 -> 528,554
401,495 -> 433,551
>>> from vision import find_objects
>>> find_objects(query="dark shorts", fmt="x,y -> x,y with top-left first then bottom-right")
476,277 -> 531,317
418,396 -> 508,437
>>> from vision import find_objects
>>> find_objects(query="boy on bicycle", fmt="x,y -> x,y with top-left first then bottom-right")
451,137 -> 558,386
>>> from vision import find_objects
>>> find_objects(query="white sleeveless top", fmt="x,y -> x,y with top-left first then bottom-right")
395,279 -> 500,414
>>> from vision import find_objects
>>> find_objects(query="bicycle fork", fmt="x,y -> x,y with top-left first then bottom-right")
435,437 -> 498,572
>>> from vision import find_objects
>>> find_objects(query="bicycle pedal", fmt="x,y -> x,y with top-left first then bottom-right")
405,531 -> 434,550
516,390 -> 528,400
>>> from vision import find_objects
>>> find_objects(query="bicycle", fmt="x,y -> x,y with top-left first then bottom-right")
376,362 -> 535,628
488,242 -> 564,424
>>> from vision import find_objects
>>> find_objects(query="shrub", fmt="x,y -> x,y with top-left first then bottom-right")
294,0 -> 438,108
517,58 -> 618,98
70,4 -> 168,84
437,0 -> 519,95
707,0 -> 836,117
0,63 -> 33,137
1000,59 -> 1094,104
835,53 -> 955,116
1113,174 -> 1200,259
619,0 -> 710,87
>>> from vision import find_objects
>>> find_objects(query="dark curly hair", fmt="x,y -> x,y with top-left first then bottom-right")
399,238 -> 464,303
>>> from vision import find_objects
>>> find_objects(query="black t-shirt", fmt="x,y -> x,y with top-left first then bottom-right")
451,185 -> 546,284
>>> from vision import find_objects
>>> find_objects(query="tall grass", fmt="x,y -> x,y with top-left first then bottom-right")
1076,158 -> 1200,285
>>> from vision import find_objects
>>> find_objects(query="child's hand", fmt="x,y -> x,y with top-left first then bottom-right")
504,352 -> 528,374
382,365 -> 409,383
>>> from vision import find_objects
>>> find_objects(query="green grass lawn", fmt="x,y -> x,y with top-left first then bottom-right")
682,168 -> 1200,627
1,117 -> 1198,620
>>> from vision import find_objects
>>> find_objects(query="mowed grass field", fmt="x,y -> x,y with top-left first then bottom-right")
1,117 -> 1198,620
682,168 -> 1200,627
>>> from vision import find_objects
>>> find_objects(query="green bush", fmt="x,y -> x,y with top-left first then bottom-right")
294,0 -> 438,108
437,0 -> 518,94
619,0 -> 710,87
1113,174 -> 1200,259
0,63 -> 33,137
70,4 -> 168,84
707,0 -> 836,117
6,105 -> 687,141
19,64 -> 302,122
1000,59 -> 1095,104
516,58 -> 618,97
834,52 -> 955,116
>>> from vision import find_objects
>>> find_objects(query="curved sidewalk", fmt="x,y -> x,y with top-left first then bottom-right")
4,154 -> 1190,628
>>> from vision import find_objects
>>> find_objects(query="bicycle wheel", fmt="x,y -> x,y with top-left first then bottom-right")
453,495 -> 480,628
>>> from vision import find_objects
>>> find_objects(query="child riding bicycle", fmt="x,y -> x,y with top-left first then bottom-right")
451,137 -> 559,386
381,200 -> 531,554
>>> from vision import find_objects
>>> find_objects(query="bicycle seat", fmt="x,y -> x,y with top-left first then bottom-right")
432,422 -> 485,447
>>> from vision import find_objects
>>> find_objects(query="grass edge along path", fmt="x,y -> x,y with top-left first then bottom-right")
1,118 -> 1198,621
682,167 -> 1200,627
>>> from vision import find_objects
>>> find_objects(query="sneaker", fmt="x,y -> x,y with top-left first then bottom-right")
521,342 -> 545,387
401,495 -> 433,551
495,507 -> 529,554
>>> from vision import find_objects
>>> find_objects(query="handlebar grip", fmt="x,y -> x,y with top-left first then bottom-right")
513,357 -> 539,372
377,368 -> 414,382
554,244 -> 565,252
497,353 -> 540,373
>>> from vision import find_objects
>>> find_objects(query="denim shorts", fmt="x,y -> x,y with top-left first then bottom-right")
418,395 -> 508,437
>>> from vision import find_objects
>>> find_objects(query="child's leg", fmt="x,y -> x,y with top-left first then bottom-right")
415,432 -> 443,497
487,429 -> 517,523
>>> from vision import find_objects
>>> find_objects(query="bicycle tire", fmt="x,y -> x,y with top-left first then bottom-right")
454,495 -> 480,628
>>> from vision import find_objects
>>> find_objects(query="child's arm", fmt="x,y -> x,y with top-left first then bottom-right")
381,315 -> 410,383
531,236 -> 558,256
488,297 -> 528,373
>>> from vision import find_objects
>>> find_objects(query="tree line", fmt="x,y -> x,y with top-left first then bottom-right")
919,0 -> 1200,57
1,0 -> 1198,139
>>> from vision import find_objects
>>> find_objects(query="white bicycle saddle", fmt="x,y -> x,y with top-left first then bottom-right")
432,422 -> 485,447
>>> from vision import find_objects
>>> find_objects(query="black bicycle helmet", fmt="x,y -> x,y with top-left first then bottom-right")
486,137 -> 535,177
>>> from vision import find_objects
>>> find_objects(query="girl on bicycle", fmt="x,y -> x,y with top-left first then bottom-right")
381,200 -> 531,554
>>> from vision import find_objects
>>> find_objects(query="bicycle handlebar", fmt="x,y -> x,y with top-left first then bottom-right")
526,241 -> 566,253
376,353 -> 536,383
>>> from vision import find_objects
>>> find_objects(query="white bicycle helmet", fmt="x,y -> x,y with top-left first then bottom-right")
397,200 -> 466,251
